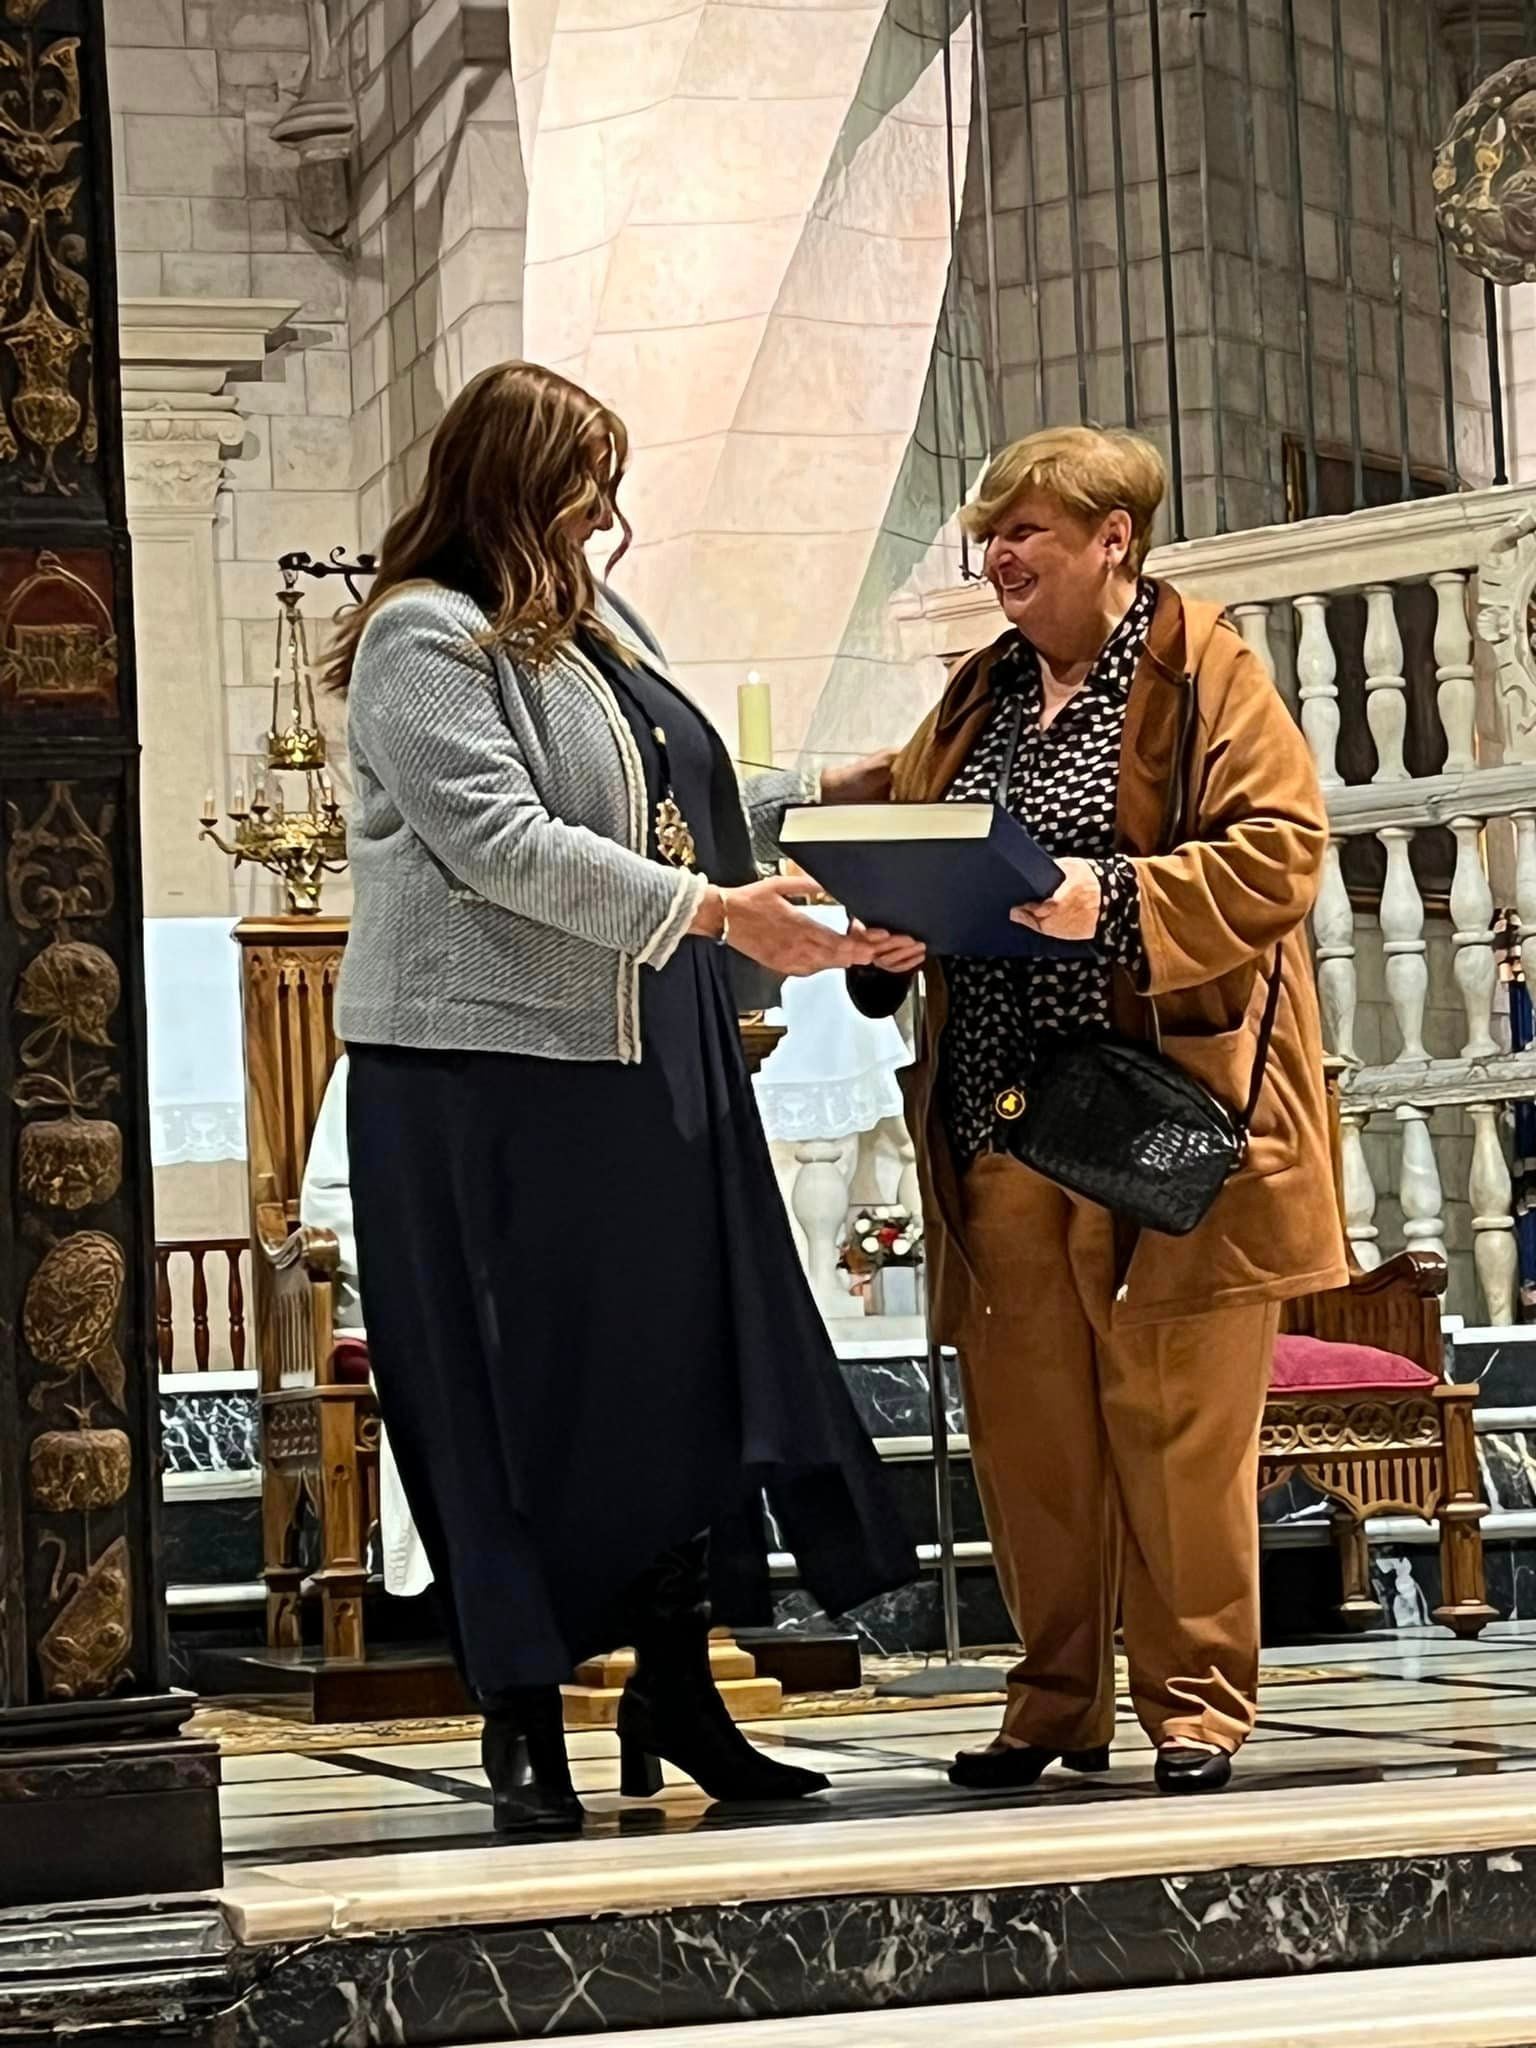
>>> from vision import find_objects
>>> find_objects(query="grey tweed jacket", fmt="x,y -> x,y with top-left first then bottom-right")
336,582 -> 815,1062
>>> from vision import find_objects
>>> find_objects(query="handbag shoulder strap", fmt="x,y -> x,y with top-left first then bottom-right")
1238,948 -> 1285,1141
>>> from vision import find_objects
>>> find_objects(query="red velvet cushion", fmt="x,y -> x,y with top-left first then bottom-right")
331,1336 -> 372,1386
1270,1331 -> 1435,1392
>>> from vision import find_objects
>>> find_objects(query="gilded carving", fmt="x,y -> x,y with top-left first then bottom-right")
5,780 -> 114,932
29,1426 -> 131,1512
36,1536 -> 131,1699
17,1115 -> 120,1210
23,1231 -> 125,1412
0,34 -> 95,492
0,550 -> 118,712
1435,56 -> 1536,285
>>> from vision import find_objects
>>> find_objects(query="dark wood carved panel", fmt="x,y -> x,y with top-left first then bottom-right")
0,0 -> 164,1722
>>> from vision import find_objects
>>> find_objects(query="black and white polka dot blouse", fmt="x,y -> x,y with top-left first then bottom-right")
938,580 -> 1154,1169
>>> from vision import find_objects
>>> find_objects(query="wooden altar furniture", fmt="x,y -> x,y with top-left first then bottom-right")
1262,1066 -> 1493,1637
235,916 -> 378,1662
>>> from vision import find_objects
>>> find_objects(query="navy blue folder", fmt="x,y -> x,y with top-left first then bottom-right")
779,803 -> 1094,960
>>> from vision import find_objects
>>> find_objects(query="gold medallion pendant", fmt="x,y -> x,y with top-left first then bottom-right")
655,795 -> 698,871
995,1087 -> 1027,1121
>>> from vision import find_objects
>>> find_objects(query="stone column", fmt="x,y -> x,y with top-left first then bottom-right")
118,297 -> 301,921
0,1 -> 221,1905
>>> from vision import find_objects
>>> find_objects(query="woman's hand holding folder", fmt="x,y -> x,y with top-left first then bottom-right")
1008,856 -> 1102,943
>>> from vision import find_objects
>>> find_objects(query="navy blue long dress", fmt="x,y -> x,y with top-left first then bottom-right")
346,632 -> 914,1698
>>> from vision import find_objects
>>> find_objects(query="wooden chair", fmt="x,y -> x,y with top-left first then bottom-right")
1261,1064 -> 1494,1637
235,917 -> 379,1661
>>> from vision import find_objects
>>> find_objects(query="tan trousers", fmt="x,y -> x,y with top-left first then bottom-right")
958,1154 -> 1279,1754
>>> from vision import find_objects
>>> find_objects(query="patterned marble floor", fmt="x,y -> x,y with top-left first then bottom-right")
218,1626 -> 1536,1870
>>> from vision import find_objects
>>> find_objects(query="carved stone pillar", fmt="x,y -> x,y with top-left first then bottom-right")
0,1 -> 221,1904
118,297 -> 299,920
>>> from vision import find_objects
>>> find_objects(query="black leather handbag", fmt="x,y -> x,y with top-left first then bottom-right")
996,951 -> 1284,1237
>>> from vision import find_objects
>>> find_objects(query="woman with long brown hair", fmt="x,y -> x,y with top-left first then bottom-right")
329,361 -> 920,1834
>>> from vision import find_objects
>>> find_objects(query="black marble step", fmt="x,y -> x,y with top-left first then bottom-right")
31,1777 -> 1536,2045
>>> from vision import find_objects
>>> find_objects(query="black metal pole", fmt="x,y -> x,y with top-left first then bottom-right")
1423,0 -> 1461,485
1330,0 -> 1364,505
972,0 -> 1005,448
1106,0 -> 1138,425
1148,0 -> 1186,537
1486,277 -> 1509,486
1379,0 -> 1412,500
940,14 -> 973,575
1018,0 -> 1047,424
1192,2 -> 1226,530
1057,0 -> 1090,421
1281,0 -> 1319,516
1237,0 -> 1278,522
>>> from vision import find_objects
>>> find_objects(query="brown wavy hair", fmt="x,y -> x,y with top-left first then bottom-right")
325,361 -> 630,692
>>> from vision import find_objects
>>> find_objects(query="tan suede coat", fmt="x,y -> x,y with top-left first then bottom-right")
895,577 -> 1349,1337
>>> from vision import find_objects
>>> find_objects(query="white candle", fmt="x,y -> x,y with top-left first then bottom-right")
737,670 -> 773,772
231,776 -> 246,815
200,787 -> 217,826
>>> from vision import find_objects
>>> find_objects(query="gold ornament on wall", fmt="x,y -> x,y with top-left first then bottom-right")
5,780 -> 114,932
36,1535 -> 131,1699
23,1230 -> 125,1413
29,1424 -> 132,1513
1434,56 -> 1536,286
0,33 -> 96,492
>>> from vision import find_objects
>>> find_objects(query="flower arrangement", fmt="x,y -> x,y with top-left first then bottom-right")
839,1205 -> 923,1275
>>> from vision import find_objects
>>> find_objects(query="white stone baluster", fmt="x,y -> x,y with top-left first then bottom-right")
1232,600 -> 1294,710
1431,569 -> 1477,774
1468,1101 -> 1519,1326
1339,1107 -> 1381,1271
1379,826 -> 1430,1063
791,1141 -> 861,1320
1396,1104 -> 1447,1263
1312,839 -> 1358,1062
896,1128 -> 922,1222
1363,583 -> 1409,783
1449,816 -> 1499,1060
1514,811 -> 1536,997
1294,592 -> 1342,790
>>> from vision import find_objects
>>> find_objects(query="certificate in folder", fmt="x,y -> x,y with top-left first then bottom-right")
779,803 -> 1093,960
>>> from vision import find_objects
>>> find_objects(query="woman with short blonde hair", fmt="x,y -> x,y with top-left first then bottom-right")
853,423 -> 1345,1795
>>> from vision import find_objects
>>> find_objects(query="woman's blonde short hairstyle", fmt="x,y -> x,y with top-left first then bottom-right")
961,425 -> 1168,572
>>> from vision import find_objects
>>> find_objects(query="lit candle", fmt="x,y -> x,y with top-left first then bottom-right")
737,670 -> 773,774
252,774 -> 268,812
231,776 -> 246,816
200,787 -> 217,826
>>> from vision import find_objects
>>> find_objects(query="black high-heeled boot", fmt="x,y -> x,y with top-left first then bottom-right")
481,1684 -> 584,1834
617,1540 -> 829,1803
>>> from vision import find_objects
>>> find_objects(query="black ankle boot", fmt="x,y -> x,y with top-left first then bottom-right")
948,1742 -> 1112,1791
618,1540 -> 828,1804
481,1685 -> 584,1834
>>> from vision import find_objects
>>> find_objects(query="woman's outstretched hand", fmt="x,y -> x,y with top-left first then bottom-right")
691,878 -> 917,978
850,920 -> 926,976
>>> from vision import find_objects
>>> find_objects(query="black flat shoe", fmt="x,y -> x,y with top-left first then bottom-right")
482,1686 -> 585,1835
948,1743 -> 1112,1791
1154,1744 -> 1232,1796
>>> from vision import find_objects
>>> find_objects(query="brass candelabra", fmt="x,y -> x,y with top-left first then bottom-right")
200,553 -> 372,914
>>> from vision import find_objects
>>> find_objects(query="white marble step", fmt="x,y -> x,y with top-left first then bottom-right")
533,1957 -> 1536,2048
222,1771 -> 1536,1942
